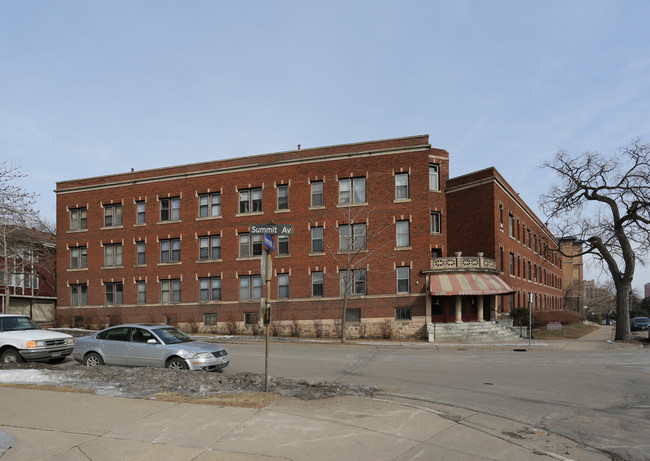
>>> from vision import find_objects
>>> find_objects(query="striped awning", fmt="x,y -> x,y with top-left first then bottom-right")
429,273 -> 514,296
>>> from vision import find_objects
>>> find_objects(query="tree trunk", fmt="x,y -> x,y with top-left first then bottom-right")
614,281 -> 633,341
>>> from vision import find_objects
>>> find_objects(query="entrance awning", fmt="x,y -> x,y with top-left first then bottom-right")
429,273 -> 514,296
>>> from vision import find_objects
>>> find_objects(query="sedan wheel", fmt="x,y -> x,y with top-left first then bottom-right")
1,348 -> 24,364
167,358 -> 188,370
84,352 -> 104,367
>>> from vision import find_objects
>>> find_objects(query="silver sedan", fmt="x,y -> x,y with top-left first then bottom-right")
72,323 -> 229,371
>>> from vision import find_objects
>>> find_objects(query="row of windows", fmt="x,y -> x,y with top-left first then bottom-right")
68,216 -> 443,270
499,205 -> 559,267
507,251 -> 561,289
68,267 -> 411,306
68,165 -> 441,231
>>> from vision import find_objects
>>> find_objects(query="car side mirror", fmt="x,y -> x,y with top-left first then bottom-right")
147,339 -> 158,344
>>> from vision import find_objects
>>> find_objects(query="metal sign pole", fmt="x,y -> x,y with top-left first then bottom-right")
528,293 -> 532,347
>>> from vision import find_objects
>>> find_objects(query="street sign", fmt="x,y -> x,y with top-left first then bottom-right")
263,233 -> 275,251
250,224 -> 294,235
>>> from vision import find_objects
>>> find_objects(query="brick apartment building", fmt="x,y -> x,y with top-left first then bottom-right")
55,135 -> 563,338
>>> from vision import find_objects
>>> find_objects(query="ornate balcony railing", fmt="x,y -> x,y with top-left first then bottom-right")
429,252 -> 497,271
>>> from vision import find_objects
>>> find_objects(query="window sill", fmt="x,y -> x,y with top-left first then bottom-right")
309,205 -> 325,210
67,229 -> 88,234
337,250 -> 368,255
275,209 -> 290,214
157,262 -> 181,266
197,259 -> 223,263
196,215 -> 222,221
133,264 -> 146,268
430,232 -> 442,236
275,254 -> 290,258
101,265 -> 124,270
235,211 -> 264,218
133,223 -> 146,227
394,246 -> 412,251
157,220 -> 182,225
309,252 -> 326,256
101,225 -> 124,231
337,202 -> 368,208
236,256 -> 262,261
393,198 -> 411,204
67,268 -> 88,272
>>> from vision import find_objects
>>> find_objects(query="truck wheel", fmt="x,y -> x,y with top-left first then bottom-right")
83,352 -> 104,367
1,348 -> 25,363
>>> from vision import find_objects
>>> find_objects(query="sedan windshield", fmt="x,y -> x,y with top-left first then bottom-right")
151,327 -> 194,344
0,316 -> 41,332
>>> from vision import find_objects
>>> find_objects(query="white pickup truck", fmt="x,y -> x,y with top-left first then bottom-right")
0,314 -> 74,364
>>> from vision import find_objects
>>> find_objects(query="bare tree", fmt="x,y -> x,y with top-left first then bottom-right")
0,162 -> 38,313
322,199 -> 395,343
540,138 -> 650,341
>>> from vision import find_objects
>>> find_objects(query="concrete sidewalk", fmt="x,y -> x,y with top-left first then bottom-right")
0,387 -> 610,461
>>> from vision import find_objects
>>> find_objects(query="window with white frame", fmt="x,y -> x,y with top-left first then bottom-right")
70,207 -> 87,231
160,197 -> 180,222
429,164 -> 439,191
311,227 -> 324,253
160,239 -> 180,263
199,236 -> 221,260
136,280 -> 146,304
199,277 -> 221,301
396,266 -> 410,293
136,241 -> 146,265
71,283 -> 87,306
277,185 -> 289,210
103,243 -> 123,267
340,269 -> 367,295
103,204 -> 122,227
239,275 -> 262,300
161,279 -> 181,303
395,173 -> 409,200
239,188 -> 262,213
339,177 -> 365,205
239,233 -> 262,257
105,282 -> 123,304
339,223 -> 366,251
278,274 -> 289,298
70,246 -> 87,269
311,181 -> 323,207
430,211 -> 441,233
136,201 -> 146,224
396,220 -> 410,247
277,235 -> 289,255
199,192 -> 221,218
312,271 -> 323,297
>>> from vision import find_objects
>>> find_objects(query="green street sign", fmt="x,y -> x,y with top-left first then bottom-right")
250,224 -> 294,235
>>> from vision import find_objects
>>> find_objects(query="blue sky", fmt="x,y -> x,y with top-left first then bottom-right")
1,1 -> 649,293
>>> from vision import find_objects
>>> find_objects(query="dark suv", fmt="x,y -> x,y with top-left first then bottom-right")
630,317 -> 650,331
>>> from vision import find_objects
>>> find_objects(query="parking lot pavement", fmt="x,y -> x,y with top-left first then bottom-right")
0,386 -> 611,461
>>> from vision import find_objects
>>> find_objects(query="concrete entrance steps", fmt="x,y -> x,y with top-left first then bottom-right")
427,321 -> 523,343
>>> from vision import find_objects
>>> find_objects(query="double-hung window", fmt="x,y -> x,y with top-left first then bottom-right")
239,233 -> 262,257
136,281 -> 146,304
311,227 -> 324,253
199,193 -> 221,218
340,269 -> 367,296
136,241 -> 146,265
136,201 -> 146,224
104,204 -> 122,227
277,185 -> 289,210
396,220 -> 410,247
395,173 -> 409,199
396,266 -> 410,293
199,277 -> 221,301
199,236 -> 221,260
104,243 -> 123,267
161,279 -> 181,303
70,207 -> 87,231
105,282 -> 123,305
160,197 -> 180,221
430,212 -> 441,234
429,164 -> 440,191
239,275 -> 262,300
277,235 -> 289,255
278,274 -> 289,298
339,177 -> 365,205
160,239 -> 180,263
339,223 -> 366,251
312,271 -> 324,297
311,181 -> 323,207
70,246 -> 87,269
239,188 -> 262,213
71,283 -> 87,306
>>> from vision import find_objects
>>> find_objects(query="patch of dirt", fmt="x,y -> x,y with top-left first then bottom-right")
0,362 -> 378,408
